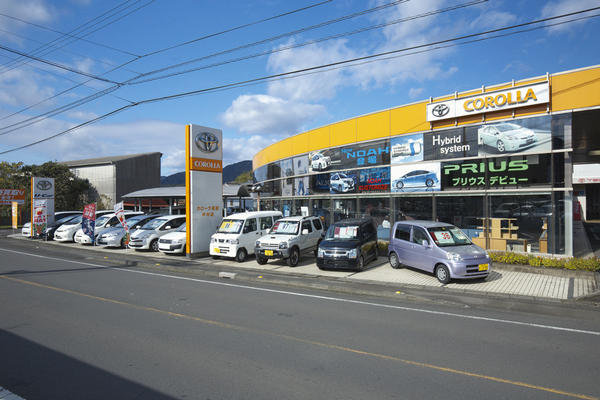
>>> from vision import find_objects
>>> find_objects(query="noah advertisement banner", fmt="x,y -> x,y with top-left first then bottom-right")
186,124 -> 223,257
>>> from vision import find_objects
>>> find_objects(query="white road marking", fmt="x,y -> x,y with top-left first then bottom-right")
0,386 -> 26,400
2,247 -> 600,337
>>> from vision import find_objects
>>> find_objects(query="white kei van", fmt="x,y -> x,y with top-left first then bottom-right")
210,211 -> 283,262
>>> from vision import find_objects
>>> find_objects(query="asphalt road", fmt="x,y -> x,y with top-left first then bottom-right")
1,237 -> 600,400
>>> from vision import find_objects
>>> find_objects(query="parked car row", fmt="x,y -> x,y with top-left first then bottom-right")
21,210 -> 493,283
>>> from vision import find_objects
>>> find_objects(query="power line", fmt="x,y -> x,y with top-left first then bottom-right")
2,8 -> 598,155
0,0 -> 335,130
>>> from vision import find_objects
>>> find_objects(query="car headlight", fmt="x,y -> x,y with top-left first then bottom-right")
318,247 -> 325,257
228,238 -> 239,245
172,239 -> 183,244
255,240 -> 261,248
505,135 -> 517,140
484,251 -> 490,258
107,232 -> 119,238
211,237 -> 217,243
348,248 -> 357,258
446,252 -> 464,261
279,242 -> 288,249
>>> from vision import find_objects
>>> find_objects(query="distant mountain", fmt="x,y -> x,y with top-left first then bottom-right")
161,160 -> 252,186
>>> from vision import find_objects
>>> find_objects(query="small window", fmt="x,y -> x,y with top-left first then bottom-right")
302,220 -> 312,233
312,218 -> 323,231
245,219 -> 257,232
412,227 -> 429,245
259,217 -> 273,230
395,225 -> 411,241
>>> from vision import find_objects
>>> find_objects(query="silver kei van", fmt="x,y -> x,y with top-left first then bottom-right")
387,220 -> 491,283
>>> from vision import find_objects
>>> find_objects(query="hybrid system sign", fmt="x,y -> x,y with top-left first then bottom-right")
427,81 -> 549,122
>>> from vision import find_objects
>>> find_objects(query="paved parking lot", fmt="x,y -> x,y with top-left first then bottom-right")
9,234 -> 599,302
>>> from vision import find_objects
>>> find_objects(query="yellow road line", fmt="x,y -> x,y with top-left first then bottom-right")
3,275 -> 598,400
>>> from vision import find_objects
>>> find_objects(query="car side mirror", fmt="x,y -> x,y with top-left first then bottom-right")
165,225 -> 172,230
266,228 -> 271,234
302,229 -> 309,235
423,240 -> 432,248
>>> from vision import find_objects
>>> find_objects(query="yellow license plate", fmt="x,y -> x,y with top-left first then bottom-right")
214,248 -> 220,253
479,263 -> 489,271
265,250 -> 273,256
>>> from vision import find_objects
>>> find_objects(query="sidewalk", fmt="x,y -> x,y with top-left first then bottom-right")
4,232 -> 600,304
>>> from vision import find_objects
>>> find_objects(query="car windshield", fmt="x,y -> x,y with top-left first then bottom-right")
427,226 -> 472,247
271,220 -> 299,235
176,223 -> 186,232
126,217 -> 151,228
141,218 -> 168,230
324,225 -> 359,240
95,215 -> 111,226
56,215 -> 78,223
495,123 -> 520,132
66,215 -> 83,224
217,219 -> 244,234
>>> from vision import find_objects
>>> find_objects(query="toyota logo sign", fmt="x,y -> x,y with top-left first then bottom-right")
432,103 -> 450,118
195,132 -> 219,153
36,180 -> 53,191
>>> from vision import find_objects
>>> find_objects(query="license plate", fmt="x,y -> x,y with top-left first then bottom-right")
214,248 -> 220,253
479,263 -> 489,271
265,250 -> 273,256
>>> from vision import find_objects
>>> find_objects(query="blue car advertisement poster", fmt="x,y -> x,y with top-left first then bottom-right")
337,139 -> 390,169
358,167 -> 390,193
329,170 -> 358,194
391,162 -> 441,193
391,133 -> 423,164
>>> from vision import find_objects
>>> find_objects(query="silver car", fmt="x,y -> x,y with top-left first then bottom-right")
387,220 -> 491,283
478,123 -> 537,152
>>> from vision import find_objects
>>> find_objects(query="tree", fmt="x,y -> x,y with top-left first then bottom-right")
234,170 -> 253,184
17,162 -> 90,211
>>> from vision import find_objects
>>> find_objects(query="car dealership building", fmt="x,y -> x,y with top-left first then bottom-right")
251,64 -> 600,257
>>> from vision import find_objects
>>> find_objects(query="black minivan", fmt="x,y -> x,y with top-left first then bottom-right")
316,218 -> 378,271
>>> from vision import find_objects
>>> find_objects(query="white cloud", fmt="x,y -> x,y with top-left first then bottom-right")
409,87 -> 424,99
540,0 -> 599,34
219,94 -> 325,136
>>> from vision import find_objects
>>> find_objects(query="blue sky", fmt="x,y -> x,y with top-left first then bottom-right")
0,0 -> 599,176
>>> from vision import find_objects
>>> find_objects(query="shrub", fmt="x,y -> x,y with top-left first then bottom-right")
490,251 -> 600,271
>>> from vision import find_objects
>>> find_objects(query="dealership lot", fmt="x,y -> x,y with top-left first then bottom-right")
9,233 -> 598,302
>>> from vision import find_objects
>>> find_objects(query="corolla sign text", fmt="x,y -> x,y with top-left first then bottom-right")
427,81 -> 549,122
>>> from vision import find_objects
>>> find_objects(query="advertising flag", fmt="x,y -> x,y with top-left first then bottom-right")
82,204 -> 96,243
12,202 -> 18,230
33,200 -> 47,236
114,201 -> 130,246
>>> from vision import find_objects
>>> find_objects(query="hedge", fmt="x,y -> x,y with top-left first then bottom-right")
490,252 -> 600,272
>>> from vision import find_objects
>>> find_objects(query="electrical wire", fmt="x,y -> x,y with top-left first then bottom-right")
1,8 -> 598,155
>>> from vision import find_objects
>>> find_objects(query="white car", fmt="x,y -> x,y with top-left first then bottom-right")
330,173 -> 355,193
478,123 -> 537,152
54,210 -> 115,242
21,222 -> 31,236
74,212 -> 142,244
97,215 -> 159,248
158,223 -> 186,254
311,153 -> 331,171
128,215 -> 186,252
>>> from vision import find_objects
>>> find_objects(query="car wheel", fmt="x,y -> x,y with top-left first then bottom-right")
150,239 -> 159,252
314,240 -> 322,257
120,236 -> 128,249
338,184 -> 342,192
396,181 -> 404,189
389,252 -> 401,269
356,255 -> 365,272
497,140 -> 506,152
426,178 -> 434,187
436,265 -> 451,284
236,248 -> 247,263
256,256 -> 267,265
287,248 -> 300,267
211,255 -> 220,260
